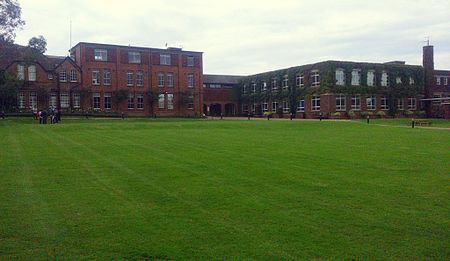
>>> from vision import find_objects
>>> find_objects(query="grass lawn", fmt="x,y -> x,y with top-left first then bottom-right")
0,117 -> 449,260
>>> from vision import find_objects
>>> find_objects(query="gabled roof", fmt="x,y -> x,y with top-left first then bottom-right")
54,56 -> 81,71
203,74 -> 244,84
0,43 -> 65,71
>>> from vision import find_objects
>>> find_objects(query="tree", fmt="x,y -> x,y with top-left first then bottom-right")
0,71 -> 19,112
28,35 -> 47,54
113,89 -> 129,111
0,0 -> 25,43
147,90 -> 159,114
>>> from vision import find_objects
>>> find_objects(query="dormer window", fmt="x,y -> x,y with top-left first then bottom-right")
28,65 -> 36,81
282,75 -> 289,89
396,77 -> 402,84
311,70 -> 320,87
335,69 -> 345,86
128,52 -> 141,63
160,54 -> 171,65
381,71 -> 388,87
367,70 -> 375,86
409,77 -> 415,85
94,49 -> 107,61
296,74 -> 304,87
351,69 -> 361,86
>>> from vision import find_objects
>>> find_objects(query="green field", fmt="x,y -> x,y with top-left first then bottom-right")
0,118 -> 449,260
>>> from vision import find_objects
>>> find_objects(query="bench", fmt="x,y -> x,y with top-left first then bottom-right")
414,120 -> 432,126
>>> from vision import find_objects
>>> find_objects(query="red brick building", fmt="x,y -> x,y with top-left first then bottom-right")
203,74 -> 242,116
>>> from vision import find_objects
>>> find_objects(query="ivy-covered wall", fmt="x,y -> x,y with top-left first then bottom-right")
234,60 -> 425,114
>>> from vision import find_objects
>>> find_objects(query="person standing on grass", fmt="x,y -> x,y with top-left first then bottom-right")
0,110 -> 5,119
38,110 -> 42,124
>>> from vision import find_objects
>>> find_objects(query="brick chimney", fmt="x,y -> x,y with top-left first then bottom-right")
423,45 -> 434,115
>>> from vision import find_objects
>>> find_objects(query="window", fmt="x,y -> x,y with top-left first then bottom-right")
103,69 -> 111,85
128,93 -> 134,109
28,65 -> 36,81
158,94 -> 165,109
282,75 -> 289,89
283,100 -> 289,113
137,94 -> 144,109
93,93 -> 100,110
409,77 -> 415,85
128,52 -> 141,63
60,92 -> 69,108
408,97 -> 416,110
187,95 -> 194,109
187,56 -> 194,66
167,93 -> 174,110
335,69 -> 345,86
311,95 -> 320,111
73,93 -> 80,108
351,69 -> 361,86
158,73 -> 164,87
49,92 -> 57,109
396,77 -> 402,84
136,71 -> 144,86
29,92 -> 37,110
262,81 -> 267,91
251,82 -> 256,93
127,71 -> 134,86
397,98 -> 404,110
297,99 -> 304,112
92,70 -> 100,85
59,70 -> 67,82
17,65 -> 24,80
69,69 -> 77,82
262,102 -> 268,112
252,103 -> 257,113
381,71 -> 388,87
104,92 -> 112,110
367,70 -> 375,87
380,97 -> 388,110
94,49 -> 107,61
435,77 -> 441,85
18,92 -> 25,108
272,78 -> 278,90
272,101 -> 278,112
209,84 -> 221,88
444,77 -> 448,85
48,73 -> 53,80
167,73 -> 174,87
160,54 -> 171,65
351,95 -> 361,111
296,74 -> 304,87
242,104 -> 249,113
187,74 -> 194,88
243,85 -> 247,94
335,94 -> 346,111
311,70 -> 320,87
366,95 -> 376,110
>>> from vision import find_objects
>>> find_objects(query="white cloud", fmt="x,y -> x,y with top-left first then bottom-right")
14,0 -> 450,75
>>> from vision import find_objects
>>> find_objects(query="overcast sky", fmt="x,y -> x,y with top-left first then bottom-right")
14,0 -> 450,75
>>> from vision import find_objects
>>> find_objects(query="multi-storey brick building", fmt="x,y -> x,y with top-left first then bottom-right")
203,74 -> 242,116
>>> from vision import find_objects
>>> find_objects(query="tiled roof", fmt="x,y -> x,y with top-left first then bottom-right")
203,74 -> 244,84
0,43 -> 65,71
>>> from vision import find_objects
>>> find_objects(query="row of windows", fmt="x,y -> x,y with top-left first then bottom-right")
244,71 -> 318,93
91,93 -> 194,110
242,96 -> 418,113
18,92 -> 79,110
17,65 -> 79,82
435,76 -> 449,85
94,48 -> 195,66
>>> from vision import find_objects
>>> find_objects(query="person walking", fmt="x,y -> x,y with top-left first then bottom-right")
38,111 -> 43,124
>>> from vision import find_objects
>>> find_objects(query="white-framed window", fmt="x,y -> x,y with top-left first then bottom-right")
367,70 -> 375,87
311,70 -> 320,87
209,84 -> 221,88
381,71 -> 388,87
297,99 -> 305,112
351,95 -> 361,111
49,92 -> 57,109
272,78 -> 278,90
128,93 -> 134,109
272,101 -> 278,112
187,74 -> 194,88
136,71 -> 144,86
251,82 -> 256,93
187,95 -> 194,110
242,104 -> 249,113
157,72 -> 164,87
128,52 -> 141,63
28,65 -> 36,81
296,74 -> 304,87
93,93 -> 101,110
397,98 -> 404,110
48,73 -> 53,80
262,102 -> 268,112
351,69 -> 361,86
73,93 -> 80,108
92,70 -> 100,85
311,95 -> 320,111
252,103 -> 256,113
104,92 -> 112,110
262,81 -> 267,91
335,69 -> 345,86
60,92 -> 69,108
94,49 -> 107,61
127,71 -> 134,86
137,93 -> 144,109
160,54 -> 171,65
380,97 -> 388,110
396,77 -> 402,84
158,94 -> 165,109
59,70 -> 67,82
17,64 -> 24,80
18,92 -> 25,108
69,69 -> 77,82
409,77 -> 415,85
187,56 -> 194,66
283,100 -> 289,113
29,92 -> 37,110
243,85 -> 247,94
167,93 -> 174,110
435,76 -> 441,85
282,75 -> 289,89
167,73 -> 174,87
335,94 -> 346,111
408,97 -> 416,110
366,95 -> 376,110
103,69 -> 111,85
444,77 -> 448,85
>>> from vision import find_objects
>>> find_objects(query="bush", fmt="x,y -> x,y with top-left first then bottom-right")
263,112 -> 272,117
331,112 -> 341,117
347,110 -> 355,118
405,110 -> 414,116
376,111 -> 386,117
418,110 -> 427,118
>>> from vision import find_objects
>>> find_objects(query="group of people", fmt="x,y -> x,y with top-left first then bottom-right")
34,108 -> 61,124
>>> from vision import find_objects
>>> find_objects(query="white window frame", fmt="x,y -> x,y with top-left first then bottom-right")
283,100 -> 289,113
296,74 -> 304,87
367,70 -> 375,87
127,71 -> 134,86
136,70 -> 144,86
29,92 -> 37,110
282,75 -> 289,89
397,98 -> 404,110
335,94 -> 346,111
103,69 -> 111,85
297,99 -> 305,112
28,65 -> 36,81
251,82 -> 256,93
69,69 -> 77,82
366,95 -> 376,111
262,102 -> 268,112
311,70 -> 320,87
17,65 -> 24,80
49,92 -> 57,109
187,74 -> 194,88
137,94 -> 144,110
311,95 -> 320,111
59,70 -> 67,82
94,49 -> 107,61
435,76 -> 441,85
73,93 -> 80,108
18,92 -> 25,108
60,92 -> 69,108
409,77 -> 415,85
262,81 -> 267,91
272,101 -> 278,112
272,78 -> 278,90
93,93 -> 101,110
381,71 -> 389,87
351,69 -> 361,86
396,77 -> 402,84
128,52 -> 141,63
128,93 -> 134,109
104,92 -> 112,110
380,97 -> 388,110
187,56 -> 194,66
408,97 -> 416,110
351,95 -> 361,111
158,94 -> 165,109
167,73 -> 174,87
167,93 -> 174,110
92,70 -> 100,85
160,54 -> 171,65
335,69 -> 345,86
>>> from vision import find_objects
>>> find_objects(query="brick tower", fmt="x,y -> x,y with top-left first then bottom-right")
422,45 -> 434,115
